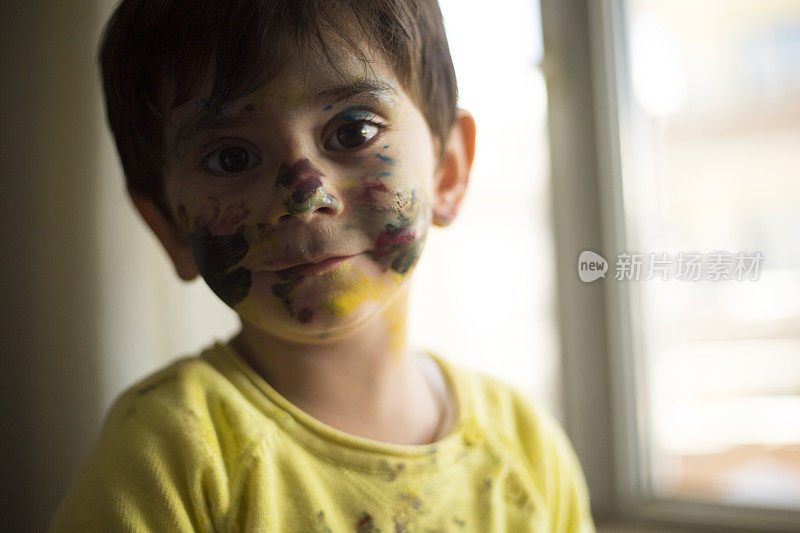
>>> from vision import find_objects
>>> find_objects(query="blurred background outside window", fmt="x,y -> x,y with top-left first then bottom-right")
621,0 -> 800,511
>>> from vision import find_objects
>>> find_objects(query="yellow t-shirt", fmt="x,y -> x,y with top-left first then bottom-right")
50,343 -> 595,532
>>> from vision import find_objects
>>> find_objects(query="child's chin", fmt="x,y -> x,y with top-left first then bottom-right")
235,301 -> 380,343
230,261 -> 401,339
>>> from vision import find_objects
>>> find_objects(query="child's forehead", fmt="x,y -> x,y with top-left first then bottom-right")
249,53 -> 399,108
166,45 -> 402,121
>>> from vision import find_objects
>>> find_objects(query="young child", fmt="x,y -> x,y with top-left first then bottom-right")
51,0 -> 595,531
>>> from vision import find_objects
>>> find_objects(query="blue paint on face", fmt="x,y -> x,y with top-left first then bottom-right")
342,108 -> 372,121
322,105 -> 332,111
376,153 -> 394,163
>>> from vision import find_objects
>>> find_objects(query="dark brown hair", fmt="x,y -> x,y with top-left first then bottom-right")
99,0 -> 458,218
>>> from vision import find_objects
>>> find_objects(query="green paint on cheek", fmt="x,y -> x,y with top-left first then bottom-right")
391,239 -> 422,275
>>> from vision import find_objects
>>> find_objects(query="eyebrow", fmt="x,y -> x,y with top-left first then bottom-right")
315,80 -> 398,107
173,80 -> 398,155
174,113 -> 261,156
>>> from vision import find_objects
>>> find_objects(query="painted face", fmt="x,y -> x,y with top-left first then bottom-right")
161,49 -> 439,341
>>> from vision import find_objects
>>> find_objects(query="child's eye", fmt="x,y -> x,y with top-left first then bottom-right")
204,145 -> 262,175
325,121 -> 383,151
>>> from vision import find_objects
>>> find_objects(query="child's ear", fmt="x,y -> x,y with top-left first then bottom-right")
431,109 -> 477,227
130,192 -> 199,281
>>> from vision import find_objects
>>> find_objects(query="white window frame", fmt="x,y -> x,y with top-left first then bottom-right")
541,0 -> 800,531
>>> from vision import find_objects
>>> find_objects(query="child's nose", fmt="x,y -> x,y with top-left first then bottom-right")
266,158 -> 342,225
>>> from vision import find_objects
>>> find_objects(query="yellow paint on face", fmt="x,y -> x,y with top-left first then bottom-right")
241,230 -> 280,265
381,276 -> 409,364
320,262 -> 380,317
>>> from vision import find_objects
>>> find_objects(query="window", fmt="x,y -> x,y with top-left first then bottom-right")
625,0 -> 800,513
545,0 -> 800,530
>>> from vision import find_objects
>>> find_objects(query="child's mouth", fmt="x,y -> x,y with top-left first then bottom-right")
273,254 -> 358,278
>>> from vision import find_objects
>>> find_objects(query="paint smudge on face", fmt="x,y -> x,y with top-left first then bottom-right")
373,225 -> 416,255
340,107 -> 371,121
382,284 -> 409,361
392,189 -> 414,212
321,262 -> 379,317
355,182 -> 425,275
187,228 -> 252,306
390,240 -> 421,275
275,159 -> 341,216
240,223 -> 280,267
270,275 -> 314,323
178,202 -> 252,307
359,179 -> 389,203
375,153 -> 395,164
370,223 -> 421,275
297,307 -> 313,323
322,105 -> 332,112
205,197 -> 251,234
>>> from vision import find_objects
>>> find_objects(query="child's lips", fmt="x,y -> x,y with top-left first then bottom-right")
272,254 -> 359,277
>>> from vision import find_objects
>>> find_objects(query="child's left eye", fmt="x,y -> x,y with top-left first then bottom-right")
325,121 -> 382,151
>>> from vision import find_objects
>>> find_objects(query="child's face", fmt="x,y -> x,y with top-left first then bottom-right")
159,47 -> 441,340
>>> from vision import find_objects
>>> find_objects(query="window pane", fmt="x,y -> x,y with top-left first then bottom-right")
622,0 -> 800,510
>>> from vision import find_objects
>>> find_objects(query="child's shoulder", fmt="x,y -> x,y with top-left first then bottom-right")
102,343 -> 267,450
111,347 -> 225,416
51,344 -> 265,531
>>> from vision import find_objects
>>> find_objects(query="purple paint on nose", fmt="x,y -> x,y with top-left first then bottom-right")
292,176 -> 323,204
275,158 -> 322,189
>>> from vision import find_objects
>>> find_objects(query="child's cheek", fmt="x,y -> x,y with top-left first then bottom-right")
177,201 -> 255,308
350,172 -> 430,276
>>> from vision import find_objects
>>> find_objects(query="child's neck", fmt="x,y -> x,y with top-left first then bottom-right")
229,288 -> 444,445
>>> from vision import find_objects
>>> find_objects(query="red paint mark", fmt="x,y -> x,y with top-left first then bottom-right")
374,227 -> 416,256
206,197 -> 252,234
359,180 -> 389,203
